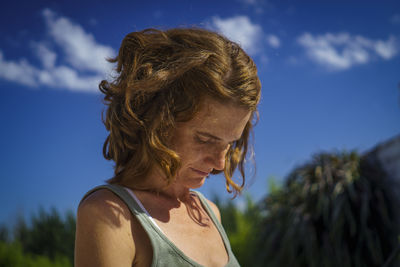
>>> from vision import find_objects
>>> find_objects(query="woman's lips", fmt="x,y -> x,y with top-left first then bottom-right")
191,168 -> 210,176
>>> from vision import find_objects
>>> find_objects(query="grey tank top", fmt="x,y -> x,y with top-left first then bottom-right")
82,184 -> 241,267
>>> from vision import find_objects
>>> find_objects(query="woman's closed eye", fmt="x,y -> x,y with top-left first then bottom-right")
195,136 -> 234,153
195,135 -> 215,144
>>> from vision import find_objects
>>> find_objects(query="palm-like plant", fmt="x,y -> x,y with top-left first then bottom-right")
255,151 -> 400,267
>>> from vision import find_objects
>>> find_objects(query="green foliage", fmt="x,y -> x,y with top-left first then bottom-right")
0,226 -> 8,243
1,151 -> 399,267
215,193 -> 263,266
255,151 -> 400,267
267,175 -> 282,195
0,241 -> 71,267
0,208 -> 75,267
14,207 -> 75,264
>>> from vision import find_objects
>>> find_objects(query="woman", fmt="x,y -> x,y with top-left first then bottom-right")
75,28 -> 261,267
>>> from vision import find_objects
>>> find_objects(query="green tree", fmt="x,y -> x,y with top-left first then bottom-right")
0,241 -> 71,267
10,208 -> 75,266
0,225 -> 8,243
215,193 -> 263,266
255,151 -> 400,267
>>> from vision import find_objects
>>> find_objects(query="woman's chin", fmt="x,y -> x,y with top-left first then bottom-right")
187,176 -> 207,189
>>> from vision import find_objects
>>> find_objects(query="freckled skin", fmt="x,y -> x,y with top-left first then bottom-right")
169,99 -> 251,192
75,99 -> 251,267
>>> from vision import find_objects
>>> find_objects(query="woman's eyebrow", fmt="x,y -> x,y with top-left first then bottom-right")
196,131 -> 241,143
196,131 -> 222,141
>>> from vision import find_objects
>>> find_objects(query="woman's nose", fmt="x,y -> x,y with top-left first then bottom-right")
209,146 -> 228,171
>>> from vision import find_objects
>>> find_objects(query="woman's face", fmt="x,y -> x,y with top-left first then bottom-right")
170,99 -> 251,190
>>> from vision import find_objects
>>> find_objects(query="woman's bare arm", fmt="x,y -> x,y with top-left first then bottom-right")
75,189 -> 135,267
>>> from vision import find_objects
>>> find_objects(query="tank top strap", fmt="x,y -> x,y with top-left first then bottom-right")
80,184 -> 143,216
80,184 -> 241,267
191,190 -> 235,254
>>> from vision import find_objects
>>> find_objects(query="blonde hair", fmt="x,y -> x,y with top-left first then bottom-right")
100,28 -> 261,195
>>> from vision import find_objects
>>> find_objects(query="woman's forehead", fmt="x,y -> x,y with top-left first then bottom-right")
196,99 -> 250,120
186,100 -> 251,140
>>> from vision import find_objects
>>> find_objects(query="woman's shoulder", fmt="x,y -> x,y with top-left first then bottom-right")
192,191 -> 222,223
78,189 -> 130,224
75,188 -> 136,266
79,187 -> 129,217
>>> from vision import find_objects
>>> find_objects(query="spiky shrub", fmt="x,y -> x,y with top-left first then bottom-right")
255,152 -> 400,267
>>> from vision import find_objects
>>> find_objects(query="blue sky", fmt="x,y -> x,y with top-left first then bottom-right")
1,0 -> 399,225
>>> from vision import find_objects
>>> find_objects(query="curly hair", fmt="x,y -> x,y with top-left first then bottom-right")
100,28 -> 261,195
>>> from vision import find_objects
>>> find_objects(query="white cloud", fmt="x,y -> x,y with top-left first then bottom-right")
237,0 -> 265,14
153,10 -> 163,19
390,14 -> 400,25
0,9 -> 115,92
266,34 -> 280,48
209,15 -> 279,58
240,0 -> 258,4
210,16 -> 263,55
37,66 -> 102,92
0,51 -> 38,87
0,50 -> 102,92
42,9 -> 115,74
32,42 -> 57,69
297,32 -> 399,70
374,36 -> 398,59
89,18 -> 98,26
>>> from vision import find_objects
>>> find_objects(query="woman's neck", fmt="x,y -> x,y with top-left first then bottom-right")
125,170 -> 191,202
